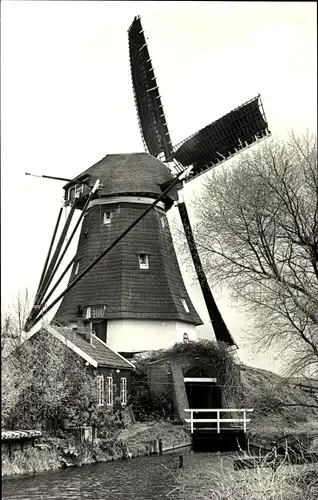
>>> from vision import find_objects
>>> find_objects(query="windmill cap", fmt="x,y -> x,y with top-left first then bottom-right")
65,153 -> 178,207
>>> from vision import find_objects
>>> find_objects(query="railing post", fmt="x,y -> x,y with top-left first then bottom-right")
217,410 -> 220,434
190,410 -> 194,434
243,410 -> 246,433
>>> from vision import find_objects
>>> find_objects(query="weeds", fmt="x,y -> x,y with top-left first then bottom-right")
1,447 -> 61,476
165,446 -> 318,500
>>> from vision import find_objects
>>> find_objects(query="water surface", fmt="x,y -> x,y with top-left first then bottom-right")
2,450 -> 235,500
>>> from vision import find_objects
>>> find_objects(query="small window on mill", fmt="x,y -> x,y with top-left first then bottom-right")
183,333 -> 189,343
138,254 -> 149,269
103,212 -> 111,225
181,297 -> 190,313
68,186 -> 76,202
74,261 -> 80,275
91,306 -> 106,319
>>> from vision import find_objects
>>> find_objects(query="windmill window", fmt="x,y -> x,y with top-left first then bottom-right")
74,261 -> 80,275
75,184 -> 84,198
91,306 -> 106,318
96,375 -> 104,406
86,306 -> 106,320
183,333 -> 189,343
103,212 -> 111,225
181,298 -> 190,313
138,254 -> 149,269
120,377 -> 127,406
160,217 -> 166,229
68,186 -> 76,201
106,376 -> 114,406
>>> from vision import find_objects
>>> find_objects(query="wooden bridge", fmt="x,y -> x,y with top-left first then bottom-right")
184,408 -> 254,433
184,408 -> 254,451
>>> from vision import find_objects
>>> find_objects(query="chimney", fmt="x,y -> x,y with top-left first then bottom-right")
83,323 -> 93,344
71,325 -> 78,342
75,322 -> 92,344
85,330 -> 92,344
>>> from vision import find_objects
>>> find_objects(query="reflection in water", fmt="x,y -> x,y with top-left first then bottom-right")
2,450 -> 235,500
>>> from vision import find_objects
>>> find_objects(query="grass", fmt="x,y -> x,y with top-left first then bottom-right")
239,365 -> 318,451
1,447 -> 61,476
164,448 -> 318,500
116,421 -> 191,456
2,421 -> 191,477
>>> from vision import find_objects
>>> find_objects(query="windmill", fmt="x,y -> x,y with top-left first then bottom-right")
24,15 -> 270,354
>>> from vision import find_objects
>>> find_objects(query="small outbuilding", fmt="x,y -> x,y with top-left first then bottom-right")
27,324 -> 135,408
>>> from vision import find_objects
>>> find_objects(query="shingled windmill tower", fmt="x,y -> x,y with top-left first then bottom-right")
25,16 -> 270,357
53,154 -> 202,354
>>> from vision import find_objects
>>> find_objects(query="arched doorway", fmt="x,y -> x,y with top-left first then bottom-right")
184,366 -> 222,429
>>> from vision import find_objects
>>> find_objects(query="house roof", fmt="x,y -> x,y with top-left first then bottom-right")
44,325 -> 134,370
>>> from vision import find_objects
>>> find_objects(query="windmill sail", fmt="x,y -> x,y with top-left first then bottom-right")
128,16 -> 174,161
127,16 -> 271,349
173,95 -> 270,180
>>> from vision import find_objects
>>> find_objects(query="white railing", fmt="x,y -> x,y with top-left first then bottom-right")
184,408 -> 254,434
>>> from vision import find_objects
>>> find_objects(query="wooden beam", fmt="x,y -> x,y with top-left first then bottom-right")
33,207 -> 63,306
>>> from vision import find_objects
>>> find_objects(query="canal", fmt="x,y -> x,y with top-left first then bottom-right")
2,449 -> 236,499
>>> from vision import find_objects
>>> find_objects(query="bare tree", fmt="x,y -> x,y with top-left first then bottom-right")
190,131 -> 317,377
1,290 -> 31,355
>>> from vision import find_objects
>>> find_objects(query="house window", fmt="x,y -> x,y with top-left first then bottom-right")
96,375 -> 104,406
86,306 -> 91,319
120,377 -> 127,405
106,376 -> 114,405
138,253 -> 149,269
103,212 -> 111,225
183,333 -> 189,343
74,261 -> 80,275
181,298 -> 190,313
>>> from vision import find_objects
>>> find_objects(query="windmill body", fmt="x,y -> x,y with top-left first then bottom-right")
25,16 -> 270,353
54,153 -> 202,354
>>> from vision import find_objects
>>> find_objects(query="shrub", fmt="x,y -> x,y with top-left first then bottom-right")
130,362 -> 174,422
2,333 -> 99,432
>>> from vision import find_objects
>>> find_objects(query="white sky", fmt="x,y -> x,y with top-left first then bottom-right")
1,1 -> 317,373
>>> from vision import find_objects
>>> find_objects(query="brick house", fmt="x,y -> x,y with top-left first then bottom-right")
37,324 -> 135,407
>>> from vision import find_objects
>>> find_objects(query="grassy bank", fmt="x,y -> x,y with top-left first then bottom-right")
240,366 -> 318,452
2,446 -> 61,477
117,421 -> 191,455
1,421 -> 191,477
165,452 -> 318,500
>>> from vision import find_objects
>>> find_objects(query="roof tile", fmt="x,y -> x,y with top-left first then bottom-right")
53,327 -> 134,370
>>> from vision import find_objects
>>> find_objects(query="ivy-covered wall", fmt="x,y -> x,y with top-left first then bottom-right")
146,341 -> 241,419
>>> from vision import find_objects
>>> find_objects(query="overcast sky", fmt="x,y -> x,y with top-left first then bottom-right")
1,1 -> 317,373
